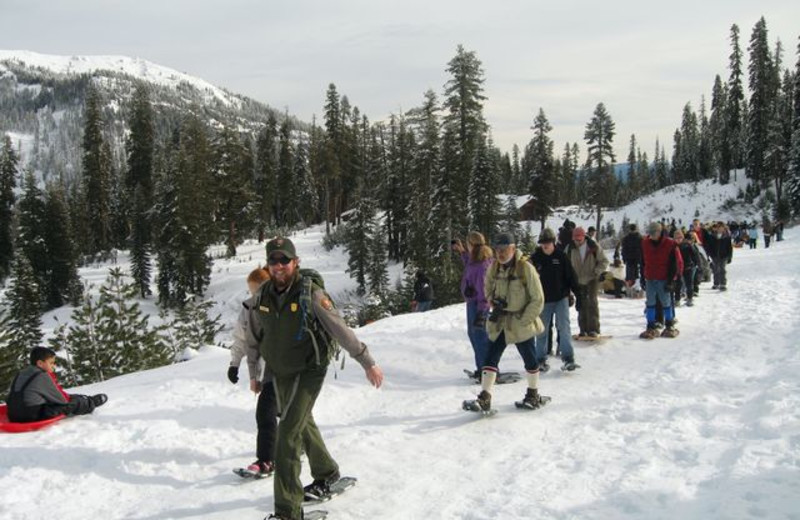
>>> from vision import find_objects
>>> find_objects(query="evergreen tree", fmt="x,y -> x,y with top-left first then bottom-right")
710,75 -> 731,182
698,97 -> 713,179
510,144 -> 523,194
637,150 -> 651,195
43,183 -> 81,308
727,24 -> 746,178
766,69 -> 794,206
322,84 -> 342,227
0,135 -> 18,282
654,138 -> 670,188
746,17 -> 774,189
674,103 -> 699,182
292,135 -> 317,225
126,82 -> 155,296
154,132 -> 181,307
0,309 -> 24,395
366,217 -> 390,297
786,38 -> 800,216
276,116 -> 295,226
525,108 -> 556,228
345,182 -> 376,295
584,102 -> 617,231
81,84 -> 112,256
5,251 -> 43,353
212,126 -> 253,256
16,170 -> 48,298
162,296 -> 222,360
469,135 -> 501,236
255,113 -> 279,231
406,90 -> 440,273
384,114 -> 412,261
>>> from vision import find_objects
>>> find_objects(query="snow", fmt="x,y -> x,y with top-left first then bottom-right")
2,194 -> 799,519
0,50 -> 238,108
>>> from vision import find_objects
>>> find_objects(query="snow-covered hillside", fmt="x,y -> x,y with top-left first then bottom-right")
2,218 -> 798,519
0,50 -> 237,107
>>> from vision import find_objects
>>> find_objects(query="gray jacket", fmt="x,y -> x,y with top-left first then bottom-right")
9,366 -> 68,407
230,296 -> 269,383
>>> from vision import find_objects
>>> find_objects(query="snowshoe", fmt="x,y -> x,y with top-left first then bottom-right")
639,328 -> 658,340
661,327 -> 680,338
304,475 -> 357,504
514,388 -> 551,410
234,460 -> 274,479
462,390 -> 493,415
266,511 -> 328,520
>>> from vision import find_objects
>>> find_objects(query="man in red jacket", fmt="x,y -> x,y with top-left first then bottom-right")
640,222 -> 683,339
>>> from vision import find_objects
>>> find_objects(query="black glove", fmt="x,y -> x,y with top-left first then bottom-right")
473,311 -> 487,329
568,293 -> 575,307
227,366 -> 239,384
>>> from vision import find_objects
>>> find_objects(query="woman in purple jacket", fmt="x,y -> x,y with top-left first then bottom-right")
453,231 -> 494,378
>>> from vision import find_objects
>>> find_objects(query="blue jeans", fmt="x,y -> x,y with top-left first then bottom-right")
466,301 -> 490,371
483,331 -> 539,372
535,298 -> 574,363
416,300 -> 432,312
645,279 -> 674,325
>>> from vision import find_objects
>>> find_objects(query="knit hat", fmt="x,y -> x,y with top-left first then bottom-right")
572,227 -> 586,240
538,228 -> 556,244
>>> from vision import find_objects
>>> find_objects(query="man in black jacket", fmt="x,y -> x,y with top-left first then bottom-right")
530,228 -> 580,371
621,224 -> 643,289
702,222 -> 734,291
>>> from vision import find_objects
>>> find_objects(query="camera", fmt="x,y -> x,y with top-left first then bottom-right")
488,298 -> 507,322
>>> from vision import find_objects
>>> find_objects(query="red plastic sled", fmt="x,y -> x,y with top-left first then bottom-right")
0,404 -> 66,433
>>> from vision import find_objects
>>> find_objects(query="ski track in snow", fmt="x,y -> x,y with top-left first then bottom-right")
2,230 -> 799,519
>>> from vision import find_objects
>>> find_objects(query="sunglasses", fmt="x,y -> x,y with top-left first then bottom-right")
268,256 -> 292,266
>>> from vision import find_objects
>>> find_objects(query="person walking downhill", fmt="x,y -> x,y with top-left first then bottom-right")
246,237 -> 384,520
703,222 -> 734,291
530,228 -> 580,372
452,232 -> 494,380
462,233 -> 549,413
228,267 -> 278,479
565,226 -> 609,337
640,222 -> 683,339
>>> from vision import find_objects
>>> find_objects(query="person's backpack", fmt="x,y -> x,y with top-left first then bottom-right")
296,268 -> 344,371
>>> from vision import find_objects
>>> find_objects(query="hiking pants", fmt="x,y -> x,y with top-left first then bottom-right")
535,298 -> 574,364
483,331 -> 539,372
256,382 -> 278,463
466,300 -> 490,372
576,280 -> 601,334
711,258 -> 728,288
273,366 -> 338,519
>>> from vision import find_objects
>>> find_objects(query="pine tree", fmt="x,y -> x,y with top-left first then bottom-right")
626,134 -> 638,202
511,144 -> 523,194
746,17 -> 774,189
0,135 -> 18,282
525,108 -> 556,228
5,251 -> 43,353
710,75 -> 731,182
345,182 -> 375,295
162,296 -> 222,360
154,132 -> 181,307
255,113 -> 279,231
584,102 -> 617,231
43,183 -> 81,308
786,37 -> 800,217
698,97 -> 713,179
81,84 -> 112,256
126,82 -> 155,296
674,103 -> 699,182
384,114 -> 412,261
292,135 -> 317,225
366,217 -> 390,297
16,170 -> 48,298
469,135 -> 501,236
727,24 -> 746,178
212,126 -> 253,256
322,84 -> 342,228
0,308 -> 26,393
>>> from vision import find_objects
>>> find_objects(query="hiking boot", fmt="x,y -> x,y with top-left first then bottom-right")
462,390 -> 492,412
303,471 -> 341,501
654,322 -> 664,330
92,394 -> 108,407
561,357 -> 579,371
711,284 -> 718,290
518,388 -> 547,410
661,320 -> 679,338
719,286 -> 727,292
686,299 -> 694,307
639,327 -> 658,340
587,331 -> 599,338
539,362 -> 550,374
246,460 -> 275,477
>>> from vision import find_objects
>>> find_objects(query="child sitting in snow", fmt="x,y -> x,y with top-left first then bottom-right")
5,347 -> 107,422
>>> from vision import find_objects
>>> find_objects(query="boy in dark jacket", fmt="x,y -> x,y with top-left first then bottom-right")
530,228 -> 580,371
673,230 -> 700,307
702,222 -> 734,291
621,224 -> 643,288
6,347 -> 107,422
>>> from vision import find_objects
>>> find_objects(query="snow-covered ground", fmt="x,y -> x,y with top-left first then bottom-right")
2,218 -> 798,518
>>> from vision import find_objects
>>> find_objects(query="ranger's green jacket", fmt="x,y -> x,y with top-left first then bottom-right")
245,272 -> 375,376
484,250 -> 545,344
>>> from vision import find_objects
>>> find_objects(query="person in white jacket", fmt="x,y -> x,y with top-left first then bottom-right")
228,267 -> 277,478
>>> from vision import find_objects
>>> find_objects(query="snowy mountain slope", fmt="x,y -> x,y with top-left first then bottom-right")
2,228 -> 798,520
0,50 -> 238,107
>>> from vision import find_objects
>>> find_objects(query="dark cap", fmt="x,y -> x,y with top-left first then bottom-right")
538,228 -> 556,244
493,232 -> 515,247
266,237 -> 297,259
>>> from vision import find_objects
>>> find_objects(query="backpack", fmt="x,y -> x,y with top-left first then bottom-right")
295,268 -> 344,372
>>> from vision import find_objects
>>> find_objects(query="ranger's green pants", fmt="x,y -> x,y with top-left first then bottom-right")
273,366 -> 339,519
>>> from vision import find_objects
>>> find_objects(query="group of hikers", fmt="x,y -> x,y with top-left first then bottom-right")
3,213 -> 768,519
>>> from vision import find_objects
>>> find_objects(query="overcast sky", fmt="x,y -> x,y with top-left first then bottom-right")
2,0 -> 799,161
